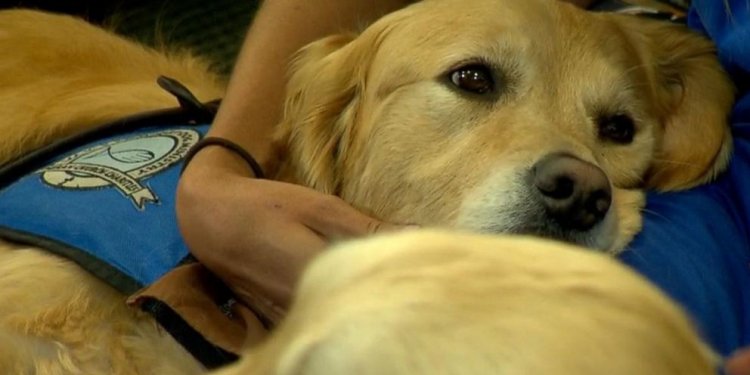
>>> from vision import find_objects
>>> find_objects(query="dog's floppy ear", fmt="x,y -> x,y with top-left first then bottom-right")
275,30 -> 377,194
619,17 -> 734,191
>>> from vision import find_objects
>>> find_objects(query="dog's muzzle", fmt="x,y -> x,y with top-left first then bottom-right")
531,153 -> 612,232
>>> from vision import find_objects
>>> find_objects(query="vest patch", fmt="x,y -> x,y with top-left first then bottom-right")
0,121 -> 209,293
40,129 -> 200,209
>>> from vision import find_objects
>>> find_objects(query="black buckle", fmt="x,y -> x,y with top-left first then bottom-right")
157,76 -> 220,123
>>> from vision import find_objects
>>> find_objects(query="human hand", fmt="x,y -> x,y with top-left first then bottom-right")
176,147 -> 409,321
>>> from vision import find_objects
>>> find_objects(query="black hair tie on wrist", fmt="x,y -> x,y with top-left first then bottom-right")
181,137 -> 265,179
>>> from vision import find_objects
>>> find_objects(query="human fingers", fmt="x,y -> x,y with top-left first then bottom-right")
223,221 -> 329,311
299,193 -> 417,239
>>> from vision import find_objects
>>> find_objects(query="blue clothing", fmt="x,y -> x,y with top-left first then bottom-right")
619,1 -> 750,356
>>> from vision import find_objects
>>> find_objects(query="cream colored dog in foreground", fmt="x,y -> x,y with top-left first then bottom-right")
0,0 -> 734,373
214,231 -> 717,375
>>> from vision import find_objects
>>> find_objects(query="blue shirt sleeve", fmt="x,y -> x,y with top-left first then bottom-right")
687,0 -> 750,97
619,0 -> 750,356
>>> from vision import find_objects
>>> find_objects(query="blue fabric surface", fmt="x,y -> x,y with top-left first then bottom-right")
620,0 -> 750,356
0,124 -> 209,291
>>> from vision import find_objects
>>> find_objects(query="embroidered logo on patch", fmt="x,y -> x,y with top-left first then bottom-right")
39,129 -> 200,209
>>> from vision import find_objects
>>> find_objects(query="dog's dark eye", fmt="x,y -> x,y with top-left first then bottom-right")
598,114 -> 635,144
449,64 -> 494,95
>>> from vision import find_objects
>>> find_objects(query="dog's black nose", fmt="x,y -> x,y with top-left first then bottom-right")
532,153 -> 612,231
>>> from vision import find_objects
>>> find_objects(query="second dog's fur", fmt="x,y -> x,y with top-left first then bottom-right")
214,231 -> 717,375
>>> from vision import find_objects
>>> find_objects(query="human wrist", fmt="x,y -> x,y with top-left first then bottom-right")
181,146 -> 254,179
183,137 -> 265,179
183,135 -> 277,178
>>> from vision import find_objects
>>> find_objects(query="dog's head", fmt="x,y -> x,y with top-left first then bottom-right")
275,0 -> 734,252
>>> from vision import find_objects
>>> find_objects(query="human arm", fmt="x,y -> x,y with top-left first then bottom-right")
176,0 -> 417,311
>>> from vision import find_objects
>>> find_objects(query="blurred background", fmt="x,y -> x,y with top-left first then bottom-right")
5,0 -> 260,75
3,1 -> 686,77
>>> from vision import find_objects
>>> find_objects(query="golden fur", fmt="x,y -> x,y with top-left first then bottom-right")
213,231 -> 717,375
0,10 -> 225,165
0,0 -> 734,373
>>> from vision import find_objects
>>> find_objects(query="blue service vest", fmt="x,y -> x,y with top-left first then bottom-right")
0,113 -> 208,294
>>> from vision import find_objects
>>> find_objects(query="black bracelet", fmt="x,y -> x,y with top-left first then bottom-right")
181,137 -> 265,179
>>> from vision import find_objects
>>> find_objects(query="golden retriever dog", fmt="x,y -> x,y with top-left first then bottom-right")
212,231 -> 717,375
0,0 -> 734,373
275,0 -> 733,252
